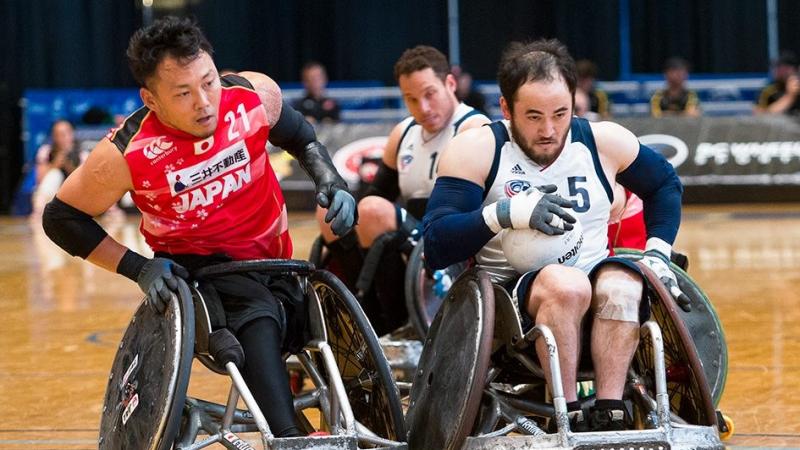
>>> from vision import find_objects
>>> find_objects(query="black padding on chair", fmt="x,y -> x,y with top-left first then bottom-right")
209,329 -> 245,369
194,259 -> 315,278
406,267 -> 495,450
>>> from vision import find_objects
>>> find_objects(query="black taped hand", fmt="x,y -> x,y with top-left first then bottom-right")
136,258 -> 189,314
323,189 -> 357,236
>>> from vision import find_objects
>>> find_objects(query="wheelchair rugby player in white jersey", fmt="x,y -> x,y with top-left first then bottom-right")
314,45 -> 489,336
422,38 -> 688,432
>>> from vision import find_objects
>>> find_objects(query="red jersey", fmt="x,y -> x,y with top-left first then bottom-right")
607,190 -> 646,251
109,74 -> 292,260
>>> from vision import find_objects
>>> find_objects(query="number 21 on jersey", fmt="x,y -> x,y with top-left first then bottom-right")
225,103 -> 251,141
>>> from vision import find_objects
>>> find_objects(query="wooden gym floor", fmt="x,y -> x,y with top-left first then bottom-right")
1,204 -> 799,449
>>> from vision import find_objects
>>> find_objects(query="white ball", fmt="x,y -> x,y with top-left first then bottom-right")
500,219 -> 584,273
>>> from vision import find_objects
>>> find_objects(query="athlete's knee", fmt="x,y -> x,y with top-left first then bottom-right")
357,196 -> 395,225
531,265 -> 591,315
592,265 -> 643,323
355,196 -> 396,246
315,205 -> 339,243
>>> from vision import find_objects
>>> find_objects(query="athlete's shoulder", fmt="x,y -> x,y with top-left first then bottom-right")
454,104 -> 491,133
221,73 -> 255,90
108,106 -> 152,153
590,120 -> 639,159
234,71 -> 283,126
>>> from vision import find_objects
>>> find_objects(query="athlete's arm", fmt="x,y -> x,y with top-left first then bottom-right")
43,138 -> 189,311
240,71 -> 356,236
592,121 -> 683,248
44,138 -> 133,272
238,71 -> 284,127
422,126 -> 496,269
361,121 -> 406,201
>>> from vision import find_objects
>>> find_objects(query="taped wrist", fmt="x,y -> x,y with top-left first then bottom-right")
644,237 -> 672,261
117,249 -> 148,282
481,201 -> 504,234
42,197 -> 108,258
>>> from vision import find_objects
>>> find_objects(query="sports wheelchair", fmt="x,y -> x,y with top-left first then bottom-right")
309,231 -> 466,382
98,259 -> 406,450
404,258 -> 729,450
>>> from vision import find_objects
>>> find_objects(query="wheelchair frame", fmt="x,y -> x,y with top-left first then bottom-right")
99,259 -> 406,450
406,266 -> 725,450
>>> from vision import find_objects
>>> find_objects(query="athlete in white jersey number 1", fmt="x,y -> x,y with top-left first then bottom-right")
423,39 -> 687,432
316,46 -> 489,335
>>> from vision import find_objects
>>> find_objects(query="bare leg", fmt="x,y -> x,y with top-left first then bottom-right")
353,196 -> 396,247
590,265 -> 643,400
526,265 -> 592,402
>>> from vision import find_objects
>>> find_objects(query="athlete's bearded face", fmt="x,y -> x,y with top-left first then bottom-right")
140,51 -> 221,138
398,68 -> 458,134
501,77 -> 573,167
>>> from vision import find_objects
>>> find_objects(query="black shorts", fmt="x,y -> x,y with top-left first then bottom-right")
505,256 -> 651,331
156,252 -> 308,353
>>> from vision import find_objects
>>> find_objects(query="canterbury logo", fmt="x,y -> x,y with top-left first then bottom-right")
143,136 -> 174,159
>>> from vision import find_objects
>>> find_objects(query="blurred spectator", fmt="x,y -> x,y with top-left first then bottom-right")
81,106 -> 113,125
755,50 -> 800,115
31,120 -> 86,216
650,57 -> 700,118
575,87 -> 600,121
576,59 -> 611,118
452,65 -> 488,115
294,61 -> 340,123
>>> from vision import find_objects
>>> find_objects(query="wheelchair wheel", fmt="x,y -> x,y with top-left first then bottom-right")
98,279 -> 195,450
310,269 -> 406,441
404,238 -> 469,337
406,267 -> 495,450
616,249 -> 728,405
633,262 -> 718,427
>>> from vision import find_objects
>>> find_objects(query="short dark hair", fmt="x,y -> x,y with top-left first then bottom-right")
576,59 -> 598,79
664,57 -> 690,72
497,39 -> 577,109
393,45 -> 450,82
126,16 -> 213,87
776,50 -> 798,68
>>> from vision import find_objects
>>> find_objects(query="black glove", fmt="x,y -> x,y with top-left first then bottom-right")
136,257 -> 189,314
295,141 -> 358,236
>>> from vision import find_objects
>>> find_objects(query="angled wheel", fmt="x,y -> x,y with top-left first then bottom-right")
633,262 -> 718,427
406,267 -> 495,450
310,269 -> 406,441
99,279 -> 195,450
404,238 -> 469,337
616,249 -> 727,405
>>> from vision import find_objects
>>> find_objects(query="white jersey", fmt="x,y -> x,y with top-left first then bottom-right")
396,103 -> 485,204
477,118 -> 614,283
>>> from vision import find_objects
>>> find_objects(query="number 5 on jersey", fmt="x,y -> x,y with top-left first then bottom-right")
568,176 -> 590,212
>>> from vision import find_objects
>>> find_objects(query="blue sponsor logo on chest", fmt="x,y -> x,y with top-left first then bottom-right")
399,154 -> 414,170
504,179 -> 531,197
